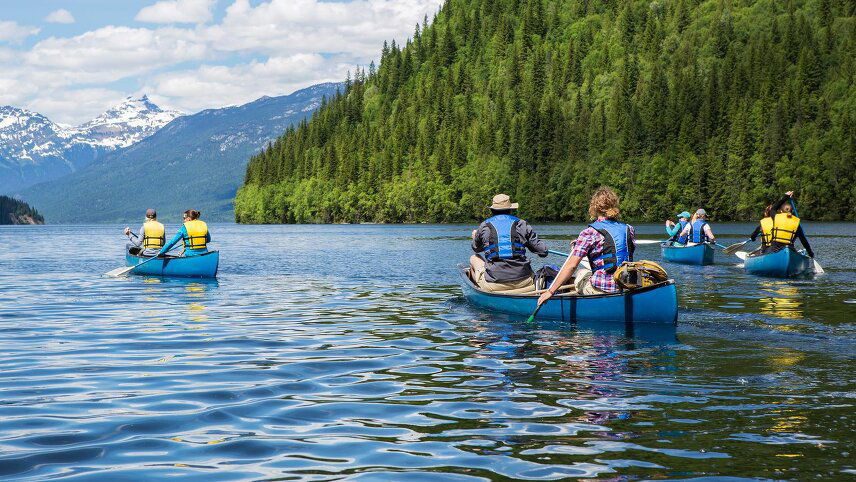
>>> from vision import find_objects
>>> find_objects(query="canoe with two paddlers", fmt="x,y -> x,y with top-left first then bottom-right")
125,247 -> 219,278
458,265 -> 678,324
661,242 -> 715,265
743,246 -> 813,278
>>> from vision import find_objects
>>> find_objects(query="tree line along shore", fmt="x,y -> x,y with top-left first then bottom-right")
236,0 -> 855,224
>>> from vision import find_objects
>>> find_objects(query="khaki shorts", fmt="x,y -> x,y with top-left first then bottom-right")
573,266 -> 608,296
470,255 -> 536,294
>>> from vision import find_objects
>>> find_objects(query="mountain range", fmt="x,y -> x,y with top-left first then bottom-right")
20,82 -> 341,223
0,97 -> 182,194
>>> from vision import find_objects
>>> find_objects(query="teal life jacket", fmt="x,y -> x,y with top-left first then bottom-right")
482,214 -> 526,261
588,220 -> 633,273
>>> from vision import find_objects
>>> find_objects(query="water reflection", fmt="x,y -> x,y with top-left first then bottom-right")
759,284 -> 804,321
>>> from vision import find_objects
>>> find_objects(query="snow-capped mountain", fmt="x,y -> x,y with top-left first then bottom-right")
0,96 -> 183,193
69,95 -> 182,149
22,82 -> 342,223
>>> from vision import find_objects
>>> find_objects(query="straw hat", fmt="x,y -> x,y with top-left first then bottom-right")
489,193 -> 518,210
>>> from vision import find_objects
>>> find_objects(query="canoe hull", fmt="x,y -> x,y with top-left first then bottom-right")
744,247 -> 812,278
661,243 -> 715,265
125,250 -> 219,278
458,267 -> 677,324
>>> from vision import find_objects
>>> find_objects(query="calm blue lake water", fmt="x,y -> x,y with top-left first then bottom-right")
0,223 -> 854,480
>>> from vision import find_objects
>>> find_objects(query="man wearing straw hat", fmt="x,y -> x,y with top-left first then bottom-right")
469,193 -> 548,293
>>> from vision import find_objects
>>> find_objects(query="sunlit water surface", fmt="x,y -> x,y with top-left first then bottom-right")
0,223 -> 854,480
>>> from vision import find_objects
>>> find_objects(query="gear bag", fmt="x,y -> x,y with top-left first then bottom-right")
613,261 -> 669,290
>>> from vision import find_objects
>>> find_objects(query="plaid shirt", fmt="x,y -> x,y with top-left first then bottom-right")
570,224 -> 636,293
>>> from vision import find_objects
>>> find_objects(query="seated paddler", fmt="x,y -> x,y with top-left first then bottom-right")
537,187 -> 635,307
665,211 -> 690,245
768,192 -> 814,258
158,209 -> 210,257
124,208 -> 164,257
678,208 -> 716,245
470,193 -> 548,293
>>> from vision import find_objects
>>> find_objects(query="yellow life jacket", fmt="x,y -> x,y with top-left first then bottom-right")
759,217 -> 774,247
771,213 -> 800,245
183,220 -> 208,249
142,220 -> 165,249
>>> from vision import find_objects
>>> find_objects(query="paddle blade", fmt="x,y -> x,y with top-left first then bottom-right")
525,314 -> 536,323
734,251 -> 748,261
723,240 -> 749,255
105,265 -> 135,277
813,259 -> 825,274
634,239 -> 665,245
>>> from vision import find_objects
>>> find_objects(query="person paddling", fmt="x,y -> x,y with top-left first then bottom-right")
124,208 -> 165,257
678,208 -> 716,245
768,192 -> 814,258
469,194 -> 548,293
665,211 -> 691,245
537,187 -> 635,307
158,209 -> 210,257
749,204 -> 774,252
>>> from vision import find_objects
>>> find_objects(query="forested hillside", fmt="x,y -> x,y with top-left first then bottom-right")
0,196 -> 44,225
237,0 -> 855,224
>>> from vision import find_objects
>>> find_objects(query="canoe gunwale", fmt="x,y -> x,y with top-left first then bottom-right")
456,264 -> 675,300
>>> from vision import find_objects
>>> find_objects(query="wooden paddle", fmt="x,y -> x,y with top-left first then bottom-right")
105,253 -> 162,277
724,240 -> 750,255
527,250 -> 578,323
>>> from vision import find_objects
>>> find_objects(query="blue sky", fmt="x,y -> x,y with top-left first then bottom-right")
0,0 -> 442,124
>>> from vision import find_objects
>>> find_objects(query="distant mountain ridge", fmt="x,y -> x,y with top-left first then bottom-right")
0,97 -> 183,193
22,82 -> 342,223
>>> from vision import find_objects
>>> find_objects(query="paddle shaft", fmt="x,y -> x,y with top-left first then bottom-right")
528,250 -> 577,322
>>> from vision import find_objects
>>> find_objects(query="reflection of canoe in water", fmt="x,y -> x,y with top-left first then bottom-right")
126,249 -> 219,278
458,265 -> 678,324
744,247 -> 812,278
661,242 -> 714,265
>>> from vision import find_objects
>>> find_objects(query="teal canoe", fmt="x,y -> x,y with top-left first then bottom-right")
458,265 -> 678,324
125,249 -> 219,278
744,246 -> 812,278
661,242 -> 715,265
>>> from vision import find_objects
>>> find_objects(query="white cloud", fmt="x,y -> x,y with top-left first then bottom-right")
45,9 -> 76,24
205,0 -> 443,57
0,20 -> 40,44
25,26 -> 208,84
136,0 -> 216,24
146,54 -> 348,112
25,88 -> 130,125
1,0 -> 444,122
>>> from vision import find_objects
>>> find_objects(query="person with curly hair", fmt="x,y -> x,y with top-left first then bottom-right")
536,187 -> 635,306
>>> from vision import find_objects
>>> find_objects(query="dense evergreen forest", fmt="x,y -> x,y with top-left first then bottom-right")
237,0 -> 855,223
0,196 -> 44,225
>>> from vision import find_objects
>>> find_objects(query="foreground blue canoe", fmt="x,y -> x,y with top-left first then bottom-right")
126,250 -> 219,278
744,247 -> 812,278
458,266 -> 678,324
661,242 -> 715,265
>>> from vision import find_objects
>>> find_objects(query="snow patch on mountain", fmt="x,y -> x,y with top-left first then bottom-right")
0,96 -> 183,192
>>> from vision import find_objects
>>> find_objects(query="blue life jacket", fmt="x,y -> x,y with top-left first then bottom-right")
482,214 -> 526,261
689,220 -> 709,243
671,220 -> 689,243
588,220 -> 633,273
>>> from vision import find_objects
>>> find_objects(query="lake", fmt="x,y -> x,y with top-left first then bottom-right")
0,223 -> 853,480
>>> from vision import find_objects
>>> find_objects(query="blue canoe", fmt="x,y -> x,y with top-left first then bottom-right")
458,266 -> 678,324
125,250 -> 219,278
744,247 -> 813,278
661,242 -> 715,265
